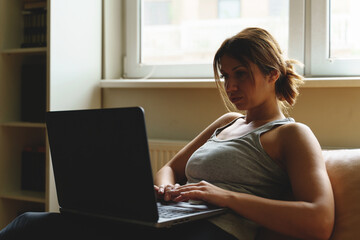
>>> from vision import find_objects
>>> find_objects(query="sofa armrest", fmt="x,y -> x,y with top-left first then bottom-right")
256,148 -> 360,240
323,149 -> 360,240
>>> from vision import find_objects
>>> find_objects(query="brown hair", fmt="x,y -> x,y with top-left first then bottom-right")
213,27 -> 304,113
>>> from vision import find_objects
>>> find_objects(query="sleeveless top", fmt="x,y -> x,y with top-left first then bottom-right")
185,117 -> 295,239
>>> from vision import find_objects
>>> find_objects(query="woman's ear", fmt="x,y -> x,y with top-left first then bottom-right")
268,70 -> 280,83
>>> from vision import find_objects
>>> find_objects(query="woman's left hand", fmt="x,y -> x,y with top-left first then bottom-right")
169,180 -> 230,207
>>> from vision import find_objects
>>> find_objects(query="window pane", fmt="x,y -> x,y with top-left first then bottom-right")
141,0 -> 289,65
330,0 -> 360,59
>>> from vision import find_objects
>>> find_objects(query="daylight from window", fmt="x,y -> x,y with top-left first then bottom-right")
142,0 -> 289,65
331,0 -> 360,59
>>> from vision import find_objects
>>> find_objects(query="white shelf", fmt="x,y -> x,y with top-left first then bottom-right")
1,47 -> 47,55
100,79 -> 218,88
101,77 -> 360,89
0,190 -> 46,204
1,122 -> 46,128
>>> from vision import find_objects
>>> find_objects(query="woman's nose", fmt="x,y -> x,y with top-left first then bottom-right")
225,78 -> 238,92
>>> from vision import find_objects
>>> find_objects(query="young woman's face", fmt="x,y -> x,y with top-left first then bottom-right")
220,54 -> 276,111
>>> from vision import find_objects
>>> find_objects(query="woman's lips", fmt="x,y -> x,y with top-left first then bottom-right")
230,96 -> 243,103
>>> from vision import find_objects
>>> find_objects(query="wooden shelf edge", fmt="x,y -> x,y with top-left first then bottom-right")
1,47 -> 47,55
1,122 -> 46,128
0,190 -> 46,204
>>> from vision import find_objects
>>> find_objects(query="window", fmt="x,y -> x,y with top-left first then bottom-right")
330,0 -> 360,59
218,0 -> 241,19
141,0 -> 289,66
125,0 -> 300,78
309,0 -> 360,76
124,0 -> 360,79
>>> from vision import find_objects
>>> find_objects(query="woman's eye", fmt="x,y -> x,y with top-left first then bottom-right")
235,71 -> 246,78
220,74 -> 228,80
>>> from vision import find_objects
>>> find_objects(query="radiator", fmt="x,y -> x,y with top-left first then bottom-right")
148,139 -> 188,175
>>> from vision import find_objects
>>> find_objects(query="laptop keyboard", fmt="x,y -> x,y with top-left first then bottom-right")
158,203 -> 205,219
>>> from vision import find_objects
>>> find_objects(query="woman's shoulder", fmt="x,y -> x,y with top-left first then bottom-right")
278,121 -> 312,136
277,121 -> 319,148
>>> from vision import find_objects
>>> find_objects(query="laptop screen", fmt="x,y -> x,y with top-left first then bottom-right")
46,107 -> 158,222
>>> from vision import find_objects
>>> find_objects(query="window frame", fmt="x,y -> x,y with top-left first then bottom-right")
124,0 -> 212,78
124,0 -> 305,79
123,0 -> 360,79
309,0 -> 360,76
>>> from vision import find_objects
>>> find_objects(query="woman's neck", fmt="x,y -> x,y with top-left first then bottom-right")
245,103 -> 285,125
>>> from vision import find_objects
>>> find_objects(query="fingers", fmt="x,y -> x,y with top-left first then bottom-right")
169,182 -> 208,202
154,183 -> 181,201
170,181 -> 208,194
173,190 -> 204,202
163,185 -> 174,201
155,181 -> 210,203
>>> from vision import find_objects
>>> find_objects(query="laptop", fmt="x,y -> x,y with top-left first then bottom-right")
46,107 -> 226,228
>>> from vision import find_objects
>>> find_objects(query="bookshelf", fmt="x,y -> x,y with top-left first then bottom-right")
0,0 -> 48,229
0,0 -> 102,229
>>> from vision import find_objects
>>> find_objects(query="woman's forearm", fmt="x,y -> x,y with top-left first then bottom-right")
154,166 -> 182,201
169,180 -> 332,239
154,165 -> 177,187
225,192 -> 333,240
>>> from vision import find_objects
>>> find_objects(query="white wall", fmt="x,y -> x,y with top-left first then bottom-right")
103,88 -> 226,140
103,87 -> 360,148
48,0 -> 102,212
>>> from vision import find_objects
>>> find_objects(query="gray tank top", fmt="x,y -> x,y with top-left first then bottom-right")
185,117 -> 294,239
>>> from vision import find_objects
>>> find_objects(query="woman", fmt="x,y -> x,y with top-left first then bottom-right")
154,27 -> 334,239
0,28 -> 334,240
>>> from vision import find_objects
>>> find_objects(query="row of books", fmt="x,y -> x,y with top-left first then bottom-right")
21,146 -> 45,192
21,59 -> 47,123
23,0 -> 46,10
21,1 -> 47,48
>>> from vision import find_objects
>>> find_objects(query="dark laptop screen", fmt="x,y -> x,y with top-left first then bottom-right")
46,107 -> 158,222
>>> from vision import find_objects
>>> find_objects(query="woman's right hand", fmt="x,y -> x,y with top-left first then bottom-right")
154,184 -> 180,202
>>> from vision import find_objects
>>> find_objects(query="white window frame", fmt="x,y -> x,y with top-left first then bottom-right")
124,0 -> 305,79
309,0 -> 360,76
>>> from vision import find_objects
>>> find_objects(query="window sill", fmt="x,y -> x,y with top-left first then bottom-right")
100,77 -> 360,89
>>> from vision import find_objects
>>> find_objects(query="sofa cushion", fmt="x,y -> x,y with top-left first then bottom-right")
323,149 -> 360,240
256,149 -> 360,240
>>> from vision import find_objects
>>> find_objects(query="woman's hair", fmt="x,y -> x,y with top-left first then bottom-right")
213,27 -> 304,113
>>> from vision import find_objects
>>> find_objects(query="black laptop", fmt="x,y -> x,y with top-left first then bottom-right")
46,107 -> 225,228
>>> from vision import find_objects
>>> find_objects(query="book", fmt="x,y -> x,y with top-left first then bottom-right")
23,0 -> 46,10
21,146 -> 46,192
21,58 -> 46,123
21,7 -> 47,48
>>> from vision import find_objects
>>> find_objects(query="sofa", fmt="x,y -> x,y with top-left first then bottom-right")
258,148 -> 360,239
323,149 -> 360,239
